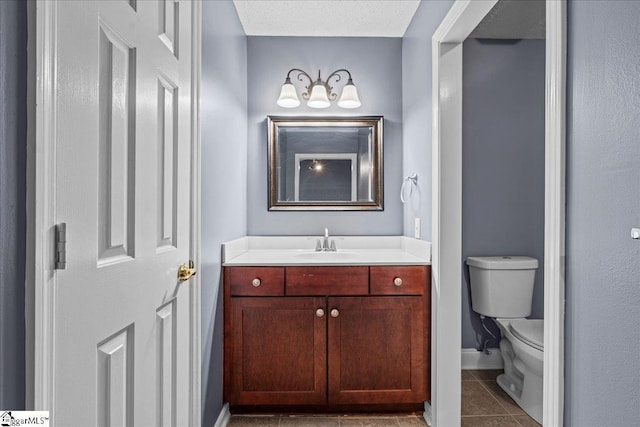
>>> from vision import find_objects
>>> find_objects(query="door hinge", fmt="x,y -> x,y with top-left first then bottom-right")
55,222 -> 67,270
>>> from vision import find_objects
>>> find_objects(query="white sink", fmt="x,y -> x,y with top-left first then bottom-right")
222,236 -> 431,266
294,251 -> 360,261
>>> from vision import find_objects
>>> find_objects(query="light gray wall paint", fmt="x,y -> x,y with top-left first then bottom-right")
201,1 -> 247,424
401,0 -> 455,240
565,1 -> 640,425
247,37 -> 403,236
0,0 -> 27,409
461,39 -> 545,349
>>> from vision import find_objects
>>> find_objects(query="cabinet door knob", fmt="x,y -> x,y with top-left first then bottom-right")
251,278 -> 261,287
330,309 -> 340,318
393,277 -> 403,286
316,308 -> 325,318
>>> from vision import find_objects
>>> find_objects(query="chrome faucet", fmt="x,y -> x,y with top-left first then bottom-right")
323,228 -> 330,250
316,228 -> 337,252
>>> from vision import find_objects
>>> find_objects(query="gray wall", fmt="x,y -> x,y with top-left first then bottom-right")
401,0 -> 455,240
461,39 -> 546,349
200,1 -> 247,424
0,0 -> 27,410
247,37 -> 403,236
565,1 -> 640,425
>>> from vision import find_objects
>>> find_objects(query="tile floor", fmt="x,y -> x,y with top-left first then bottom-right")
462,370 -> 541,427
227,370 -> 542,427
227,414 -> 427,426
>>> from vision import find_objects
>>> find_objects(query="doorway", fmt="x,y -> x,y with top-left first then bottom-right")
430,1 -> 566,426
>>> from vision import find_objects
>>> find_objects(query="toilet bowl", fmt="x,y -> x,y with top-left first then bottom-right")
495,318 -> 543,425
466,256 -> 543,425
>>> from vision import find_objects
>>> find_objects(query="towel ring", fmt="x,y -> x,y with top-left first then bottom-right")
400,173 -> 418,204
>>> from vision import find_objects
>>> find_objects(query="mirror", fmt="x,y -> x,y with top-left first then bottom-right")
268,116 -> 383,211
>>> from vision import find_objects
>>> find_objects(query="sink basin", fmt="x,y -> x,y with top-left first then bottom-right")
294,251 -> 360,261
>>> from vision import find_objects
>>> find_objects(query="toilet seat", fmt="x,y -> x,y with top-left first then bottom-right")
509,319 -> 543,352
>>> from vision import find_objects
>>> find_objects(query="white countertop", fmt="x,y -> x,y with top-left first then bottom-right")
222,236 -> 431,266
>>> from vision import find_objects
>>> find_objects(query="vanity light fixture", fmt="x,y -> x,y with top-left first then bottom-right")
277,68 -> 361,109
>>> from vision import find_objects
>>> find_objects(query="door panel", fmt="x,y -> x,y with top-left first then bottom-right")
97,22 -> 136,264
52,1 -> 194,425
156,301 -> 176,427
327,297 -> 426,405
157,74 -> 178,250
97,326 -> 134,427
230,297 -> 327,405
159,0 -> 179,56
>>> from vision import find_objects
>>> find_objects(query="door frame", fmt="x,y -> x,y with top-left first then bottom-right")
25,1 -> 203,425
430,1 -> 565,426
294,153 -> 359,202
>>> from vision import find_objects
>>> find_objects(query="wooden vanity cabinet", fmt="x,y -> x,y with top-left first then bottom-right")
224,265 -> 431,410
229,296 -> 327,405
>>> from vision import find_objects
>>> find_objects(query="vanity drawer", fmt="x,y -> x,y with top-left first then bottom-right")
228,267 -> 285,296
370,266 -> 426,295
286,266 -> 369,296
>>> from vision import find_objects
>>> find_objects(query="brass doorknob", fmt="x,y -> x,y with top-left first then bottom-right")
178,260 -> 197,282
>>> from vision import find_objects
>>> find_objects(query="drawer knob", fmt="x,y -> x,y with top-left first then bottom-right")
393,277 -> 403,286
330,309 -> 340,318
251,278 -> 261,287
316,308 -> 325,318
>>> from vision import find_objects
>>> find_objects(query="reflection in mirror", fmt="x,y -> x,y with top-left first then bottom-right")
268,116 -> 383,211
296,154 -> 357,202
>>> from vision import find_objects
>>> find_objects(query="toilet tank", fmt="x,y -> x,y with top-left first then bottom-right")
466,256 -> 538,318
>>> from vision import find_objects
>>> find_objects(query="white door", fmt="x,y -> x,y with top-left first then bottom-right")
51,1 -> 196,425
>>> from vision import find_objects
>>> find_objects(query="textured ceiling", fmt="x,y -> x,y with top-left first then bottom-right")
232,0 -> 421,37
469,0 -> 546,39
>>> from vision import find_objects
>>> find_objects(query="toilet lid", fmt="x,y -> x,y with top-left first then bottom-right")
509,319 -> 544,351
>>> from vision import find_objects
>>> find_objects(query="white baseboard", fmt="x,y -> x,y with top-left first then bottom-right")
214,403 -> 230,427
423,401 -> 432,426
461,348 -> 504,370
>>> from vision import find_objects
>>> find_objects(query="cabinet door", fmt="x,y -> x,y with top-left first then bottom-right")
327,296 -> 426,404
229,297 -> 327,405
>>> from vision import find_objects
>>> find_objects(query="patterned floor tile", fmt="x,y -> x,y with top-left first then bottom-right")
461,415 -> 520,427
462,380 -> 509,416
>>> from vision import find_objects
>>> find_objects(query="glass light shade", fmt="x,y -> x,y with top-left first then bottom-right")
337,83 -> 361,108
307,84 -> 331,108
277,83 -> 300,108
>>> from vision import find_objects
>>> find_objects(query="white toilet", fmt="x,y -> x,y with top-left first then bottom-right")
466,256 -> 543,425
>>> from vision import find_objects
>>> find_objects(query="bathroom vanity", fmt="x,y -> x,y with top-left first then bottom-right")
222,236 -> 431,412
